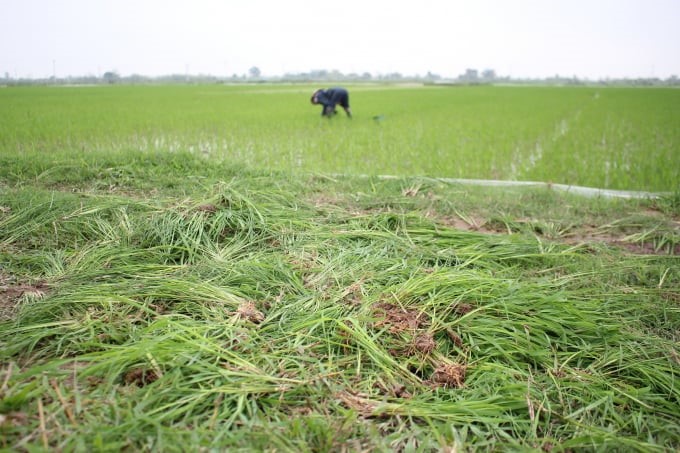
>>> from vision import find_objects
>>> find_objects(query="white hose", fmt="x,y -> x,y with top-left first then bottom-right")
335,174 -> 672,199
433,178 -> 670,199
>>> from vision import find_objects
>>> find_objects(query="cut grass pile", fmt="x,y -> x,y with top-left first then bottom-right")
1,150 -> 679,451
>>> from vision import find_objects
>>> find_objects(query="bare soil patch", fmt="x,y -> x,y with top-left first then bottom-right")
123,367 -> 159,387
336,390 -> 379,417
372,302 -> 428,333
409,332 -> 436,355
234,301 -> 265,324
429,362 -> 467,388
436,214 -> 496,233
0,278 -> 48,321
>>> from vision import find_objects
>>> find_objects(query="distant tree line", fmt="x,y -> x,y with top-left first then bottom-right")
3,68 -> 679,87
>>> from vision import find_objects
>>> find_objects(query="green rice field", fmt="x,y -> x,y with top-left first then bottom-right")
0,84 -> 679,451
1,84 -> 678,191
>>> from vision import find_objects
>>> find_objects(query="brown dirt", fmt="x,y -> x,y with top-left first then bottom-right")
373,302 -> 428,333
195,204 -> 218,213
373,380 -> 413,399
409,332 -> 436,355
234,301 -> 265,324
0,279 -> 49,321
336,390 -> 379,417
452,302 -> 474,316
429,362 -> 467,388
446,329 -> 464,348
123,367 -> 159,387
390,384 -> 412,399
437,214 -> 496,233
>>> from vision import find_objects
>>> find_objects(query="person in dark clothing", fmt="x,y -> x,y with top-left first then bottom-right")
310,87 -> 352,118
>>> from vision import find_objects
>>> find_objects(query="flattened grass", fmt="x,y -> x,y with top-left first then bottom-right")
1,151 -> 678,451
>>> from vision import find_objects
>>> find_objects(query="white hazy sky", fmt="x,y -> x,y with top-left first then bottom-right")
1,0 -> 679,79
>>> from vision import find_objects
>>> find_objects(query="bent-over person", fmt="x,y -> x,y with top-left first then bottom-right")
310,87 -> 352,118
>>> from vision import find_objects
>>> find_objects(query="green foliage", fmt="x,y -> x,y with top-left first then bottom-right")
1,171 -> 679,450
0,84 -> 678,451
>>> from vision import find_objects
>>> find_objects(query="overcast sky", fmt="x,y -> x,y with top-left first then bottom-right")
1,0 -> 679,80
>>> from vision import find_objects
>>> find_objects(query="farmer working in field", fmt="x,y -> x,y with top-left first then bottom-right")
310,87 -> 352,118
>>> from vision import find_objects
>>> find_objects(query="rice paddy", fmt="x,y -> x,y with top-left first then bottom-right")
1,84 -> 678,191
0,84 -> 679,451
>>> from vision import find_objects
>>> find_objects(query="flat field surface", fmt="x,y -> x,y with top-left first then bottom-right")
1,84 -> 678,191
0,84 -> 679,451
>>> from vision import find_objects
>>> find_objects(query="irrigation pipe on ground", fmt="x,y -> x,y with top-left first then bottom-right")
329,174 -> 671,199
